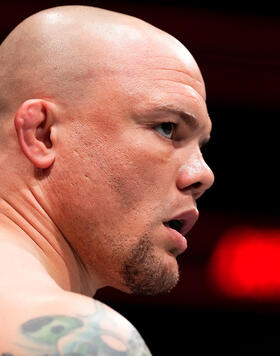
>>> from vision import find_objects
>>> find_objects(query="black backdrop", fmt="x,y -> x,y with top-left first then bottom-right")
1,1 -> 280,354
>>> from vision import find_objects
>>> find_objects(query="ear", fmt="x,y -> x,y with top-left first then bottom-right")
14,99 -> 55,169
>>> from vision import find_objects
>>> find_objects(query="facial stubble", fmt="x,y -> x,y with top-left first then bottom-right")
121,233 -> 179,296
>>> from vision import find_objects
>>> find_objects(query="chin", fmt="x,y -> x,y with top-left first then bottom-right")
128,270 -> 179,296
123,250 -> 179,296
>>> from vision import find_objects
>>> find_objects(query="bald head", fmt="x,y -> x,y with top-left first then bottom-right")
0,6 -> 148,114
0,5 -> 203,117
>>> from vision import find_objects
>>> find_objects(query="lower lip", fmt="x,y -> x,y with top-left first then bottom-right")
164,226 -> 187,254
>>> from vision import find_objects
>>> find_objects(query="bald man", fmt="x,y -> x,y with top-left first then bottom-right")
0,5 -> 214,355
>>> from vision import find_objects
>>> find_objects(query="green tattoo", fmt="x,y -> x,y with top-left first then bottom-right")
2,301 -> 151,355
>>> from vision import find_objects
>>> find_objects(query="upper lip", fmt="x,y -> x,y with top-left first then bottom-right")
165,208 -> 199,236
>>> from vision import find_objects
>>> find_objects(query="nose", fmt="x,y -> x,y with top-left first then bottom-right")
176,150 -> 214,199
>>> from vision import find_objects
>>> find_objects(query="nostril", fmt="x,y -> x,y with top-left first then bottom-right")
192,182 -> 202,189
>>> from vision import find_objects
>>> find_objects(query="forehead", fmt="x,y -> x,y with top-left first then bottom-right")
85,25 -> 211,134
103,27 -> 206,98
103,31 -> 209,126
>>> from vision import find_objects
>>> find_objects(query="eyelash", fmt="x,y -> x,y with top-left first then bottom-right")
153,122 -> 178,140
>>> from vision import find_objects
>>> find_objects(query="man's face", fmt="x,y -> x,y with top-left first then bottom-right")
52,32 -> 214,295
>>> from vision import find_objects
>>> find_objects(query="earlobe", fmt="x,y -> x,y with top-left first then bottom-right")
14,99 -> 55,169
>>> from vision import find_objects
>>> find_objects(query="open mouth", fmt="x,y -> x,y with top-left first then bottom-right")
163,219 -> 184,234
163,208 -> 199,238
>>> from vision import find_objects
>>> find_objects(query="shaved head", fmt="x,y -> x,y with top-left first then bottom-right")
0,6 -> 147,114
0,5 -> 203,119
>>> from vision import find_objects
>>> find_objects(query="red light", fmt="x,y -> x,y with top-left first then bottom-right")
208,227 -> 280,298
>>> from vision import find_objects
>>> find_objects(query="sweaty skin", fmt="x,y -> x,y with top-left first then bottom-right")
0,5 -> 214,355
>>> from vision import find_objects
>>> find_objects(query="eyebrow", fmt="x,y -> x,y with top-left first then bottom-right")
145,104 -> 200,130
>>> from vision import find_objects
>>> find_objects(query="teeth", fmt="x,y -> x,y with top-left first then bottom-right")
165,219 -> 184,233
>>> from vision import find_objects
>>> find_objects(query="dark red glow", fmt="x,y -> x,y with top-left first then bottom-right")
208,227 -> 280,298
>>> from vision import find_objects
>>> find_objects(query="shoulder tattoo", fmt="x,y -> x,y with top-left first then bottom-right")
1,301 -> 152,355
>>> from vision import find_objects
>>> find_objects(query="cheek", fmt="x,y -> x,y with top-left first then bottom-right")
102,140 -> 175,213
56,121 -> 175,227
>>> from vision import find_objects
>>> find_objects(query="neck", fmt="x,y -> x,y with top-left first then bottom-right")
0,184 -> 96,297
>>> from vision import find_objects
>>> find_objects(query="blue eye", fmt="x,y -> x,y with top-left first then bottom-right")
154,122 -> 176,139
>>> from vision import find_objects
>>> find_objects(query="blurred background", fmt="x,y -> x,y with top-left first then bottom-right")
1,1 -> 279,354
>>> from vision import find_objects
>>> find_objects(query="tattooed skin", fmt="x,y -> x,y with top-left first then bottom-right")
1,302 -> 152,356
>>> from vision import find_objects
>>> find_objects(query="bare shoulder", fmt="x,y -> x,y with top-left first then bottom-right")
1,292 -> 152,356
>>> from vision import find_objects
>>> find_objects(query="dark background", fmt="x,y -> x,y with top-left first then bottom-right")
1,1 -> 280,355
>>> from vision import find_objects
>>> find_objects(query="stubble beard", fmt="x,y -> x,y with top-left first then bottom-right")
121,234 -> 179,296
